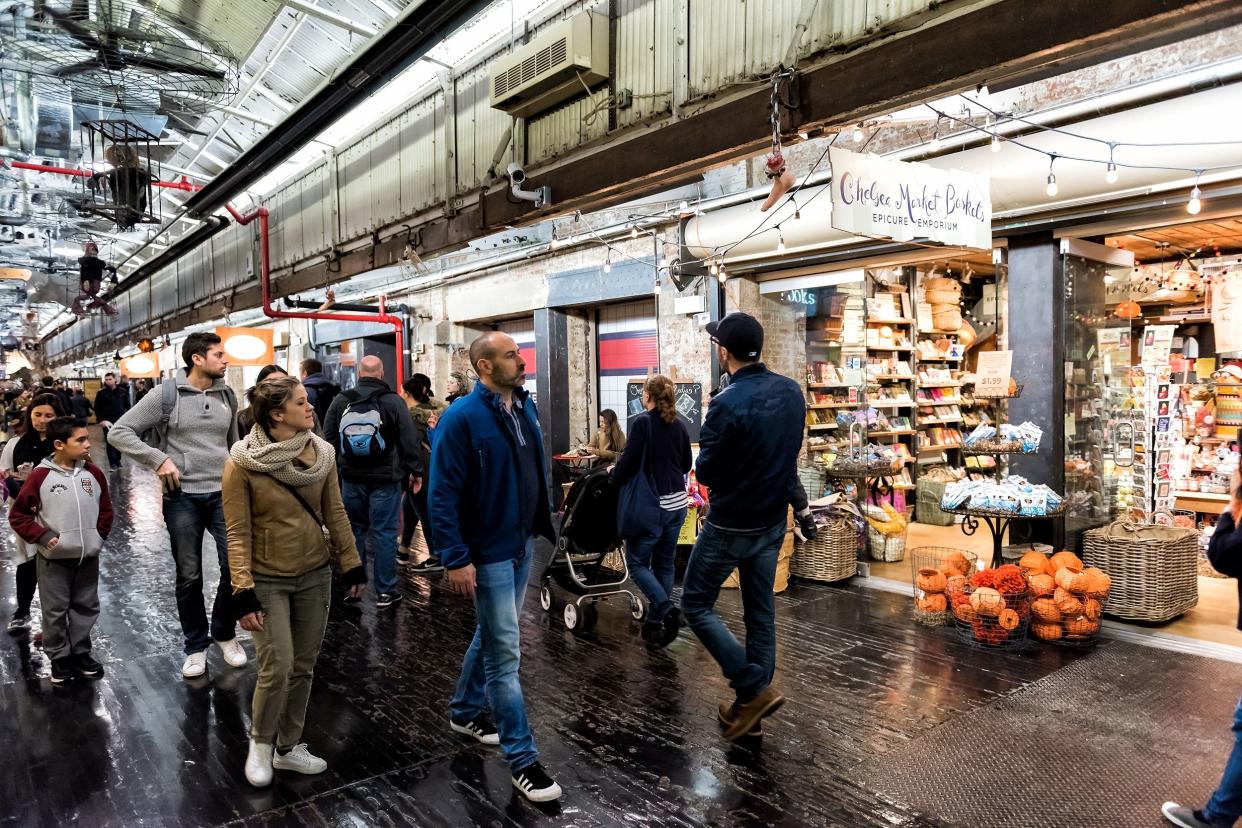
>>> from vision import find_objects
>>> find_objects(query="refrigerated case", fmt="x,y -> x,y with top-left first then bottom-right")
1061,239 -> 1141,541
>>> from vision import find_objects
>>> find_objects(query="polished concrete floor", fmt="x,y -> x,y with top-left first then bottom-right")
0,450 -> 1237,827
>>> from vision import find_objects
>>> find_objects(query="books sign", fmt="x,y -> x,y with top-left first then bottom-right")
829,148 -> 992,250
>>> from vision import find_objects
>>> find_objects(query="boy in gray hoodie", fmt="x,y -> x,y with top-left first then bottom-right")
10,417 -> 113,685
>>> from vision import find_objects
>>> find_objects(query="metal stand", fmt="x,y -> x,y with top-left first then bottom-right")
946,505 -> 1066,567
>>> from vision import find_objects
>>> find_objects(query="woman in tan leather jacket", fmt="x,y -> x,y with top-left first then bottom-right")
222,375 -> 365,788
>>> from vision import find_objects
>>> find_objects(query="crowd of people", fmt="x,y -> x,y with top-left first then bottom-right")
10,314 -> 1235,818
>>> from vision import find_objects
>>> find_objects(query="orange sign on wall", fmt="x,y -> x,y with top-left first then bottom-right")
215,326 -> 274,366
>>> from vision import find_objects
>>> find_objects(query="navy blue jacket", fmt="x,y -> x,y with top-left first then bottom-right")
429,383 -> 555,570
1207,510 -> 1242,630
697,362 -> 805,532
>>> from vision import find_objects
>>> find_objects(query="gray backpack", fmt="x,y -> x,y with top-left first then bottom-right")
141,381 -> 237,451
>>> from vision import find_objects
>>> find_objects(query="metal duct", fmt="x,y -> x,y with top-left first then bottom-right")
183,0 -> 491,218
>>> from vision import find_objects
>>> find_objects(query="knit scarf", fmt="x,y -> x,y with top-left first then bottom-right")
229,425 -> 335,487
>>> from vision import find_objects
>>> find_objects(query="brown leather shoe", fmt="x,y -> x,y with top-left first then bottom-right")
723,686 -> 784,741
717,702 -> 763,737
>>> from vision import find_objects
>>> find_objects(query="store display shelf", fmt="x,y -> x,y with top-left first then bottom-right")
961,443 -> 1036,457
944,502 -> 1067,519
1173,490 -> 1230,502
919,443 -> 962,452
807,423 -> 839,431
806,444 -> 846,452
869,429 -> 916,437
808,402 -> 859,409
869,374 -> 915,381
869,345 -> 915,352
918,382 -> 963,388
807,383 -> 855,389
919,355 -> 963,362
921,417 -> 963,425
866,318 -> 915,325
871,401 -> 915,408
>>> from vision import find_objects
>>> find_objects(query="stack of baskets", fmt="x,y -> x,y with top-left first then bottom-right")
1082,521 -> 1198,622
924,275 -> 963,331
791,505 -> 862,582
865,502 -> 907,562
909,546 -> 978,626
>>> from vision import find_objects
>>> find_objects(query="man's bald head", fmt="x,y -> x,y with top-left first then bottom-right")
470,331 -> 525,393
359,355 -> 384,378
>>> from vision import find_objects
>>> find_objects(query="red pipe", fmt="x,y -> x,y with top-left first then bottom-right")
224,204 -> 407,390
9,160 -> 203,190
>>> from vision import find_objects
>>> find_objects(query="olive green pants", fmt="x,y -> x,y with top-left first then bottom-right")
249,565 -> 331,748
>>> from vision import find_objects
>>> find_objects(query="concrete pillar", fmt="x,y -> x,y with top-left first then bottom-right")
535,307 -> 570,458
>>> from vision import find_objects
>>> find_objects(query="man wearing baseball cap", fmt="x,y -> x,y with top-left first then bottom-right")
683,311 -> 806,741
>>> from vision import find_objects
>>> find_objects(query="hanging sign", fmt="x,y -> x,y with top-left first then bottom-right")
974,350 -> 1013,398
829,148 -> 992,249
215,326 -> 274,366
1212,266 -> 1242,354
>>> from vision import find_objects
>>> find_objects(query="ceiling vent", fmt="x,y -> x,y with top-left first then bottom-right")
489,10 -> 608,119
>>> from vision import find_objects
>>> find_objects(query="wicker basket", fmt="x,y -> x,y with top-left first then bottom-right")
1082,521 -> 1199,622
909,546 -> 977,626
868,525 -> 906,562
791,513 -> 860,582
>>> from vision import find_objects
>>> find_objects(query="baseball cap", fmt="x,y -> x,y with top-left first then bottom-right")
706,312 -> 764,360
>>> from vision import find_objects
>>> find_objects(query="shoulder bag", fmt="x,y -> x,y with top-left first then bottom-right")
616,416 -> 661,539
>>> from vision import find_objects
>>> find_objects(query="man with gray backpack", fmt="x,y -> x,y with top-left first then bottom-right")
108,332 -> 245,680
322,355 -> 424,608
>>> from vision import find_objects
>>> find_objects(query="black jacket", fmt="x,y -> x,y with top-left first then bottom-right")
94,385 -> 130,424
610,409 -> 692,497
322,377 -> 424,485
69,394 -> 93,420
1207,510 -> 1242,630
697,362 -> 805,532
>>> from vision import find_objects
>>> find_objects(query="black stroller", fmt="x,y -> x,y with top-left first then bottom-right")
540,467 -> 645,632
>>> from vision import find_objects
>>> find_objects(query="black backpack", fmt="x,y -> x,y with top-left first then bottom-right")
311,382 -> 341,427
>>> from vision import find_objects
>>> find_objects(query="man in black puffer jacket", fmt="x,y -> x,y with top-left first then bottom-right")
1163,469 -> 1242,828
322,356 -> 424,610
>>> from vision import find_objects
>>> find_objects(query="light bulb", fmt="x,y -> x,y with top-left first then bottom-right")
630,227 -> 639,239
603,260 -> 611,273
852,126 -> 865,143
929,134 -> 941,151
679,200 -> 689,212
777,236 -> 786,254
977,82 -> 990,97
1187,186 -> 1202,215
717,269 -> 727,285
549,235 -> 559,250
709,261 -> 719,276
1105,163 -> 1118,184
990,134 -> 1001,153
1046,173 -> 1058,197
658,257 -> 668,268
654,280 -> 662,295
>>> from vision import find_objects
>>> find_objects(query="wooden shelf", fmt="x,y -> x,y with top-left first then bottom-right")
866,318 -> 915,325
918,356 -> 963,362
869,429 -> 916,437
869,345 -> 915,352
807,402 -> 856,409
918,382 -> 962,388
807,444 -> 846,452
919,443 -> 963,452
871,400 -> 915,408
807,383 -> 853,389
869,374 -> 915,381
921,417 -> 963,425
807,423 -> 839,431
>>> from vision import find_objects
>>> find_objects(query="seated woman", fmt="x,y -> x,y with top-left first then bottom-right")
583,408 -> 626,461
609,377 -> 692,647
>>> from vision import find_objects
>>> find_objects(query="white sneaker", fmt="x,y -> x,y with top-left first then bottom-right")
245,739 -> 274,787
217,638 -> 248,668
271,743 -> 328,775
181,651 -> 207,679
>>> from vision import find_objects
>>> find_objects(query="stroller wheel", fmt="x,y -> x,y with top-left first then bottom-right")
582,603 -> 599,631
629,595 -> 645,621
557,536 -> 568,552
539,586 -> 554,612
563,602 -> 580,630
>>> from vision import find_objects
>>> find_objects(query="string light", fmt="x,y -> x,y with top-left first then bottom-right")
776,228 -> 786,254
678,200 -> 689,212
603,250 -> 612,273
929,116 -> 942,151
709,260 -> 719,276
1188,172 -> 1203,215
630,226 -> 639,239
1105,143 -> 1119,184
852,125 -> 865,143
990,133 -> 1001,153
717,264 -> 727,285
549,231 -> 559,250
1045,154 -> 1059,197
976,82 -> 990,98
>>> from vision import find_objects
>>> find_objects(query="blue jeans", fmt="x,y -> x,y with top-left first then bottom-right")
625,507 -> 687,623
1204,695 -> 1242,825
164,490 -> 235,655
342,480 -> 402,595
682,520 -> 784,703
449,538 -> 538,771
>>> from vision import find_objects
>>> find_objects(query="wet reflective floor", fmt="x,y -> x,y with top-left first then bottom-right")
0,443 -> 1236,827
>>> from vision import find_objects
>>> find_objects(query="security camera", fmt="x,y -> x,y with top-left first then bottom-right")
506,163 -> 551,209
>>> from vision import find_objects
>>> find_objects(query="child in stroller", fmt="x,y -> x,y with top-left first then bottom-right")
539,467 -> 645,632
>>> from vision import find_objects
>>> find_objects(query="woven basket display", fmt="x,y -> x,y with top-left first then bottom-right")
798,466 -> 827,501
932,307 -> 962,331
723,530 -> 795,593
791,513 -> 860,582
925,288 -> 962,305
1082,521 -> 1198,622
909,547 -> 978,627
868,524 -> 906,562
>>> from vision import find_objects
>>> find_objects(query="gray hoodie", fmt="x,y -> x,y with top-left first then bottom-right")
107,371 -> 239,493
9,457 -> 113,561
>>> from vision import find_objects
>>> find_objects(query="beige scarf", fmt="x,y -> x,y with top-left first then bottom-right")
230,424 -> 335,487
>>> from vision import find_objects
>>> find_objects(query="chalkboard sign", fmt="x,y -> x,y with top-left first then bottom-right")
626,379 -> 703,443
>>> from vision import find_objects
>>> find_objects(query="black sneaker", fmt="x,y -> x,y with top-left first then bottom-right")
1162,802 -> 1219,828
511,762 -> 562,802
396,550 -> 410,566
74,653 -> 104,678
410,557 -> 445,574
6,613 -> 30,635
376,592 -> 403,608
450,715 -> 500,745
50,658 -> 76,685
657,608 -> 683,647
641,622 -> 662,644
